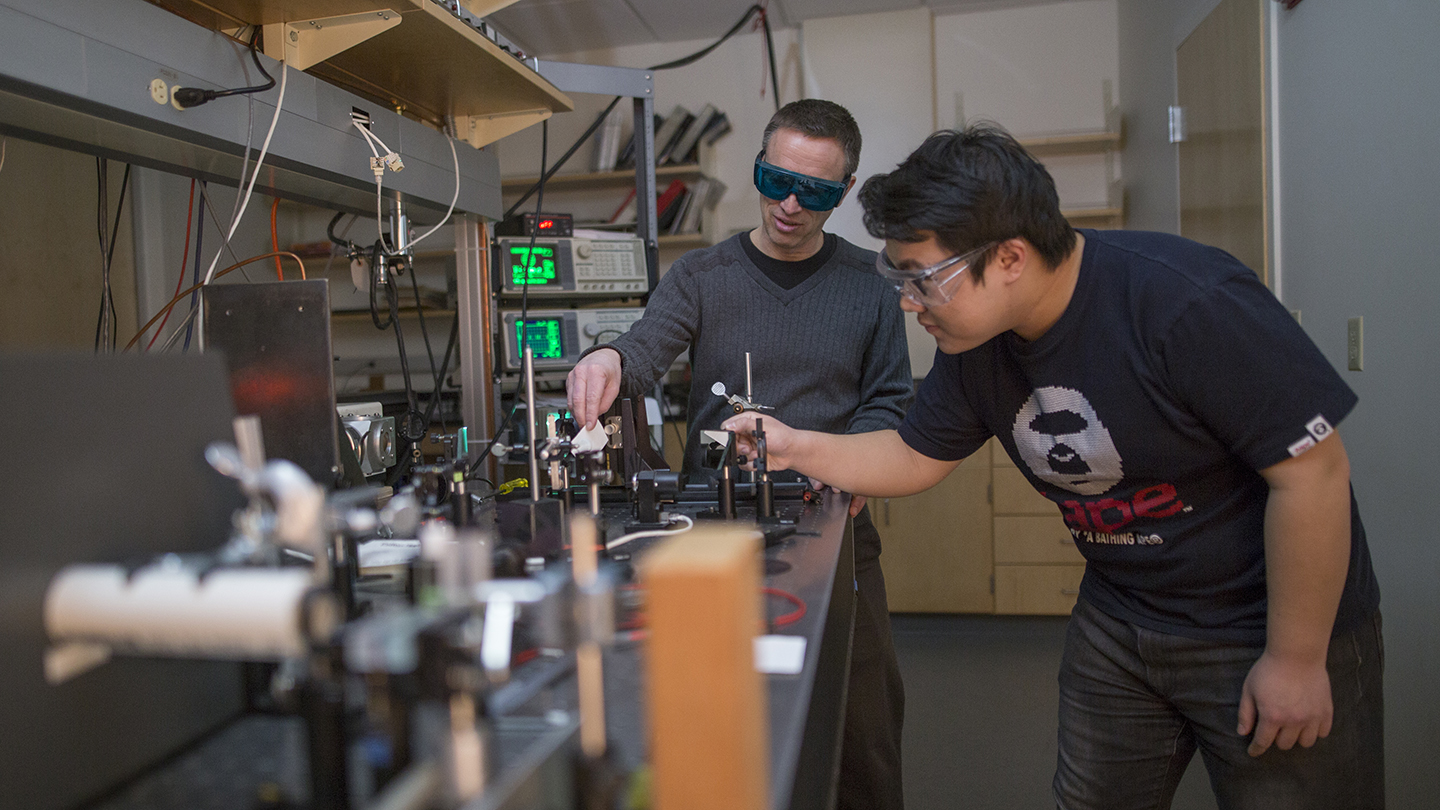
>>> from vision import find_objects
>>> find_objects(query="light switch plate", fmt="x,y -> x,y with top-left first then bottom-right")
1347,316 -> 1363,371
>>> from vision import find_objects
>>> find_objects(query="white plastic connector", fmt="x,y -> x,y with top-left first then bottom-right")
369,156 -> 386,175
383,152 -> 404,172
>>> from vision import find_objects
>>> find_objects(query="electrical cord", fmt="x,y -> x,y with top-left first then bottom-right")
270,197 -> 284,279
605,513 -> 694,551
124,251 -> 307,352
171,27 -> 275,108
503,3 -> 778,219
466,119 -> 548,477
144,179 -> 196,352
94,159 -> 131,353
202,62 -> 286,286
408,133 -> 461,250
764,586 -> 806,627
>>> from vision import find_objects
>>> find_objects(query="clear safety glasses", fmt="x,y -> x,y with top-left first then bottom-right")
753,151 -> 849,212
875,242 -> 997,307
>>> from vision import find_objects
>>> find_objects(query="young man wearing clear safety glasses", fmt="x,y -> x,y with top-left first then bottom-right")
724,125 -> 1383,810
566,99 -> 911,810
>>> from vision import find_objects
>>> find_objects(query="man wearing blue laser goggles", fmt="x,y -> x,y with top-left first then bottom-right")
567,99 -> 911,810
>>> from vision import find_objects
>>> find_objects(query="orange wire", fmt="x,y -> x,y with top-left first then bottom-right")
270,197 -> 283,280
125,251 -> 307,352
146,179 -> 196,351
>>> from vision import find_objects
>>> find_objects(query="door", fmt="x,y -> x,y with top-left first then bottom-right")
1176,0 -> 1269,283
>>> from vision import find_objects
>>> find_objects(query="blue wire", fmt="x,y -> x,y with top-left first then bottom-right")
183,183 -> 206,351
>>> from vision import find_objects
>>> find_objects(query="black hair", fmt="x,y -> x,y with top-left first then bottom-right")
857,123 -> 1076,278
761,99 -> 862,178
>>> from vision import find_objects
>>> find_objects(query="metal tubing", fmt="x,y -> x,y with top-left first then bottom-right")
525,347 -> 539,502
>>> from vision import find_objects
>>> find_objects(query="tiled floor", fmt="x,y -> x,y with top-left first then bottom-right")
890,613 -> 1218,810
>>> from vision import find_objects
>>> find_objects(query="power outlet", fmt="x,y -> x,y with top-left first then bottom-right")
1347,316 -> 1363,371
149,78 -> 168,105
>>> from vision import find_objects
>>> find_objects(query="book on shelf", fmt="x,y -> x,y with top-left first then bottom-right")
675,179 -> 708,235
608,177 -> 688,227
654,178 -> 688,230
590,105 -> 626,172
700,111 -> 731,147
654,106 -> 695,165
666,103 -> 717,166
608,187 -> 638,225
616,114 -> 661,169
667,191 -> 694,235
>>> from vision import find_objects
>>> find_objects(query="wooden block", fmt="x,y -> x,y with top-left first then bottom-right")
992,467 -> 1058,515
641,526 -> 768,810
993,564 -> 1086,615
994,516 -> 1085,565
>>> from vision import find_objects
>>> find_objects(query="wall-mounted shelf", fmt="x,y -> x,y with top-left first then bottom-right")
1063,206 -> 1125,229
1019,128 -> 1123,157
148,0 -> 573,145
658,233 -> 708,249
500,164 -> 705,193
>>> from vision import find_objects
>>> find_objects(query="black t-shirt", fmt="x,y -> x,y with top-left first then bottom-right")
739,231 -> 839,290
898,229 -> 1379,643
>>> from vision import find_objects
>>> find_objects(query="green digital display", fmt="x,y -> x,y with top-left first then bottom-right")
509,244 -> 558,285
515,318 -> 564,360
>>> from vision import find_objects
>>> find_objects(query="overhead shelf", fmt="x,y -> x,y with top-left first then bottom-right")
147,0 -> 573,145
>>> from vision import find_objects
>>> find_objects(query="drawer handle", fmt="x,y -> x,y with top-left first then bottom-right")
1060,588 -> 1079,596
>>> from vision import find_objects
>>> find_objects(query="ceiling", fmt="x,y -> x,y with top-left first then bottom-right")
487,0 -> 1083,59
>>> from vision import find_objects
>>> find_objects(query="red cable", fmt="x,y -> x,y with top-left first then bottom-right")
145,179 -> 195,352
763,586 -> 806,627
270,197 -> 283,280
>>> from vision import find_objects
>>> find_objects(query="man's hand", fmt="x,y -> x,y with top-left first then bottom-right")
808,477 -> 868,517
566,349 -> 622,429
1237,650 -> 1333,756
722,412 -> 802,472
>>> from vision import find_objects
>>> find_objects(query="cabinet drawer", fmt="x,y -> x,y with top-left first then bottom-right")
994,516 -> 1084,564
993,564 -> 1085,615
992,467 -> 1057,515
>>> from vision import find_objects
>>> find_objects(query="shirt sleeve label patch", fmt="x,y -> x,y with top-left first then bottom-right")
1288,435 -> 1317,457
1306,414 -> 1334,442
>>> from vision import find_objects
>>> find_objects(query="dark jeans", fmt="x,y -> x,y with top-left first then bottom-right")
1055,598 -> 1385,810
836,506 -> 906,810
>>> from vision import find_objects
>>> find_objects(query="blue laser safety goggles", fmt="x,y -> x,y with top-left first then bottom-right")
753,151 -> 850,211
875,241 -> 997,307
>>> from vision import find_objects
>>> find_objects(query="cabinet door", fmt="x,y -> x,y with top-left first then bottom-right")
993,564 -> 1085,615
877,442 -> 993,613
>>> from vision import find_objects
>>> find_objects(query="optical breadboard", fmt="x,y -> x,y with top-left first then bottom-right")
496,238 -> 648,297
500,308 -> 645,371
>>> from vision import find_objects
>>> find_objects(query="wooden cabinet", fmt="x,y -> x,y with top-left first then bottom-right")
991,439 -> 1085,615
878,441 -> 994,613
880,437 -> 1085,617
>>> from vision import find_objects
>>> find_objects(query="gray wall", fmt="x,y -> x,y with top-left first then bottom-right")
1118,0 -> 1440,804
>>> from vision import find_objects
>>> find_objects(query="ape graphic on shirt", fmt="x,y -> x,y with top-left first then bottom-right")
1011,386 -> 1123,496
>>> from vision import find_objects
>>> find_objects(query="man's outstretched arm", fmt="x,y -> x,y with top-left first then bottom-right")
722,412 -> 960,499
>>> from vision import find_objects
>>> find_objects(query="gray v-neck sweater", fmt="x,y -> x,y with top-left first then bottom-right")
593,232 -> 913,477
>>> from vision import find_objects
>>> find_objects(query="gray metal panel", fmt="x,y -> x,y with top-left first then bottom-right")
535,60 -> 653,99
455,214 -> 494,459
0,0 -> 501,221
0,353 -> 246,810
203,279 -> 342,488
